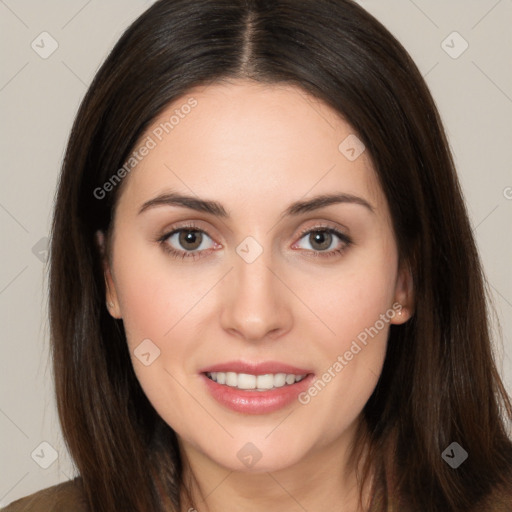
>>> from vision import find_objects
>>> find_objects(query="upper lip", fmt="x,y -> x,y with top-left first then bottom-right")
199,360 -> 313,376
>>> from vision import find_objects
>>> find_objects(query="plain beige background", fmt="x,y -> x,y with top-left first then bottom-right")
1,0 -> 511,505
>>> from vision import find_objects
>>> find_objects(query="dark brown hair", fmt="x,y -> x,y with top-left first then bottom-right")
49,0 -> 512,510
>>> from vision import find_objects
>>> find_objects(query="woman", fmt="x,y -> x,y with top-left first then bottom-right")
3,0 -> 512,510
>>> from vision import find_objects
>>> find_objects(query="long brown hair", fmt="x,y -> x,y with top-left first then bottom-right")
49,0 -> 512,510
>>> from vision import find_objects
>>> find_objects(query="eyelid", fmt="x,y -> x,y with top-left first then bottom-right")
159,219 -> 220,241
293,220 -> 350,239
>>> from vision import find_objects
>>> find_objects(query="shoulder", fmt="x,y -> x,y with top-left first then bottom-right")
1,477 -> 87,512
480,477 -> 512,511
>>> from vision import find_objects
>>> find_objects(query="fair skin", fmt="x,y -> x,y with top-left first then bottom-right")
98,79 -> 413,512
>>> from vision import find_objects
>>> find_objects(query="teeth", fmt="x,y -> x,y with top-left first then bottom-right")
274,373 -> 286,387
285,374 -> 296,385
226,372 -> 237,387
206,371 -> 307,391
238,373 -> 257,389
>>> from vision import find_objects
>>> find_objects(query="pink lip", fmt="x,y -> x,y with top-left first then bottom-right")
198,360 -> 315,415
198,360 -> 313,376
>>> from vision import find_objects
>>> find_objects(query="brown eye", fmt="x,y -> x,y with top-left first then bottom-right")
178,230 -> 203,250
308,230 -> 333,251
294,227 -> 352,257
162,228 -> 215,255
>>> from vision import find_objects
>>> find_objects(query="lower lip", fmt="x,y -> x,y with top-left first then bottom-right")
200,373 -> 315,414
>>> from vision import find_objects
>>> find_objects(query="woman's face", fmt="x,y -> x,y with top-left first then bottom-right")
100,79 -> 413,474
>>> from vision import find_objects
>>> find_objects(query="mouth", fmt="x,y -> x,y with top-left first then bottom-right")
198,361 -> 315,414
204,371 -> 308,391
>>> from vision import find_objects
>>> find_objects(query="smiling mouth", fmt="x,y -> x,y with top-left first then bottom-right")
204,371 -> 308,391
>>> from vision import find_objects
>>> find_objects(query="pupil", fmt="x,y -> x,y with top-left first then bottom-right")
180,230 -> 201,250
311,231 -> 331,251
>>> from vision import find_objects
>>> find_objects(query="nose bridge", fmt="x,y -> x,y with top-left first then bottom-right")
220,237 -> 291,340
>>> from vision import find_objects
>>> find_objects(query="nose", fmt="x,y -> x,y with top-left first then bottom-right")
219,248 -> 293,342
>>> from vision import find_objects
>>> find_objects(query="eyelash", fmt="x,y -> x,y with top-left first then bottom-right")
157,222 -> 353,261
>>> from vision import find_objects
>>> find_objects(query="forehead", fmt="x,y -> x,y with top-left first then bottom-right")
115,79 -> 385,217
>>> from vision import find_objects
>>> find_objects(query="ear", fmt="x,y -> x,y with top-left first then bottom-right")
390,261 -> 414,325
95,230 -> 122,319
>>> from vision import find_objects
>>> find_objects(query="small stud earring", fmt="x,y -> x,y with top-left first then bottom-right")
106,301 -> 115,309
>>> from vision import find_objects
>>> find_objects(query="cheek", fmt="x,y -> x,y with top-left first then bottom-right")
294,240 -> 397,353
111,241 -> 217,392
289,243 -> 396,426
112,235 -> 204,346
116,269 -> 175,347
112,251 -> 210,433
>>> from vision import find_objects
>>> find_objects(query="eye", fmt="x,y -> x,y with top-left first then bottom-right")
158,223 -> 217,260
157,223 -> 352,261
293,226 -> 352,257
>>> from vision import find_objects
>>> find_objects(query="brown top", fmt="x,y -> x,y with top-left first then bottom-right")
2,476 -> 512,511
1,478 -> 86,512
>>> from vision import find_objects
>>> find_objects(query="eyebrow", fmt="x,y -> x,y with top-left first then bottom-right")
138,191 -> 375,217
